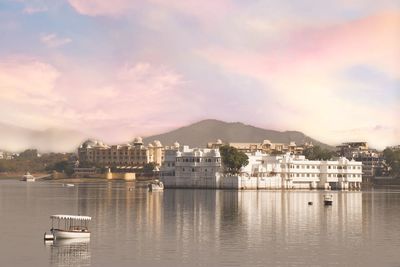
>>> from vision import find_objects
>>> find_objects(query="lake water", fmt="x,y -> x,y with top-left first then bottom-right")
1,180 -> 400,267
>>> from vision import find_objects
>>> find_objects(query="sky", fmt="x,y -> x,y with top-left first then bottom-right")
0,0 -> 399,149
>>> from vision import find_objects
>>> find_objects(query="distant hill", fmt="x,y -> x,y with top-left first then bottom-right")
143,119 -> 333,149
0,122 -> 86,153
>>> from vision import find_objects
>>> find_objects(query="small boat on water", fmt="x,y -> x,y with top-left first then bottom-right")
148,180 -> 164,192
324,194 -> 333,206
62,183 -> 75,187
45,215 -> 91,240
21,172 -> 35,182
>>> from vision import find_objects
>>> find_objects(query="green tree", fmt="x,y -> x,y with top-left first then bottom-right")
219,145 -> 249,175
46,160 -> 75,176
383,148 -> 400,177
303,146 -> 336,160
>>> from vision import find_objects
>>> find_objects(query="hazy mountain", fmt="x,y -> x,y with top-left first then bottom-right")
0,119 -> 333,153
0,122 -> 86,153
143,119 -> 333,149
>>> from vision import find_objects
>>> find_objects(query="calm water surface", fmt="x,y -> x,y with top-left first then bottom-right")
1,180 -> 400,267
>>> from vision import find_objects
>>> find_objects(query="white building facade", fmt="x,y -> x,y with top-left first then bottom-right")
161,146 -> 222,188
245,153 -> 363,190
160,148 -> 362,190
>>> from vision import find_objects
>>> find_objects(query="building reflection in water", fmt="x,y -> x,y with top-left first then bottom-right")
47,238 -> 91,267
63,182 -> 367,266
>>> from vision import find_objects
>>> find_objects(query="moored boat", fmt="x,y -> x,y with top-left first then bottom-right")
324,194 -> 333,206
21,172 -> 35,182
48,215 -> 91,239
148,180 -> 164,192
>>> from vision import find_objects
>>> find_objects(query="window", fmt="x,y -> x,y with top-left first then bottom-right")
192,168 -> 195,172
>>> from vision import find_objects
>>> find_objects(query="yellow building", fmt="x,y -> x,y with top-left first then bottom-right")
78,137 -> 164,167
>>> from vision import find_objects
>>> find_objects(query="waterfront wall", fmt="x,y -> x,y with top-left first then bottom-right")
105,172 -> 135,181
162,175 -> 283,189
162,175 -> 361,190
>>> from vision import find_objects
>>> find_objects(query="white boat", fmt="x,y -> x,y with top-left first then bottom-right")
324,194 -> 333,205
47,215 -> 91,239
21,172 -> 35,182
148,180 -> 164,192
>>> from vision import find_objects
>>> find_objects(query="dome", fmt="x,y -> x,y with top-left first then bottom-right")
133,137 -> 143,144
216,139 -> 222,144
153,140 -> 162,147
81,139 -> 97,148
173,141 -> 180,148
147,143 -> 154,148
262,140 -> 272,145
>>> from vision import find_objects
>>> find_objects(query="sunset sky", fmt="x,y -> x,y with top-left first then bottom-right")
0,0 -> 399,149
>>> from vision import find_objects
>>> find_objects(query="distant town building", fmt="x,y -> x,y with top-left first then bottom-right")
207,139 -> 313,155
0,150 -> 14,160
388,145 -> 400,151
336,142 -> 386,182
336,142 -> 369,158
77,137 -> 164,167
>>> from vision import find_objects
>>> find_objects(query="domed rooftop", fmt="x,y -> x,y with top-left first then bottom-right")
216,139 -> 223,144
173,141 -> 180,148
153,140 -> 162,147
147,143 -> 154,148
262,139 -> 272,145
133,137 -> 143,144
81,139 -> 98,148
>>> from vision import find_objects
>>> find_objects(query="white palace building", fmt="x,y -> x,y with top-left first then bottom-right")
161,147 -> 362,190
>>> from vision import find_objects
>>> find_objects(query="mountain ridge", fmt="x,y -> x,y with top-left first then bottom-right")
0,119 -> 333,152
143,119 -> 333,149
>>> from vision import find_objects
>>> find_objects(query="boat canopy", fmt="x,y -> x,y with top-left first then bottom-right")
50,215 -> 91,221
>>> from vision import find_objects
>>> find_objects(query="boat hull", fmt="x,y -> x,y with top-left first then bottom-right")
148,182 -> 164,192
52,229 -> 90,239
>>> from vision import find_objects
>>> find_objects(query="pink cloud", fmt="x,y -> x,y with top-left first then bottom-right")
40,33 -> 72,48
198,11 -> 400,147
67,0 -> 135,16
22,6 -> 48,14
0,55 -> 191,141
201,11 -> 400,78
67,0 -> 233,21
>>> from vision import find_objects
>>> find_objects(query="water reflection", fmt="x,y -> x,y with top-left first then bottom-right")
5,180 -> 393,267
48,238 -> 91,267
